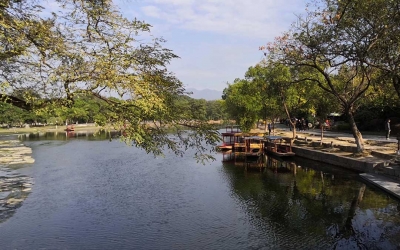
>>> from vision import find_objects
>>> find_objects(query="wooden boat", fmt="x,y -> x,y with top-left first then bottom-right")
217,125 -> 241,151
243,136 -> 264,162
64,125 -> 75,132
264,136 -> 295,157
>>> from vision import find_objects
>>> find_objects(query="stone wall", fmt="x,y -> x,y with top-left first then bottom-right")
292,146 -> 386,173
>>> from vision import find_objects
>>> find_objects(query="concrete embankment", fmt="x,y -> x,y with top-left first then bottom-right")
292,146 -> 385,173
360,173 -> 400,200
284,132 -> 400,200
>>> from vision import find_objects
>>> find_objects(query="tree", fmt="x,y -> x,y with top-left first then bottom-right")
205,100 -> 226,121
223,79 -> 262,132
257,61 -> 317,139
0,0 -> 219,160
245,64 -> 282,132
332,0 -> 400,99
262,0 -> 377,152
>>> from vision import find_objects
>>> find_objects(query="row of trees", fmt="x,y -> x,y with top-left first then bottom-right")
0,94 -> 229,127
223,0 -> 400,153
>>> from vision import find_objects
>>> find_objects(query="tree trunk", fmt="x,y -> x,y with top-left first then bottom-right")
320,123 -> 324,146
264,119 -> 268,132
344,184 -> 366,236
263,105 -> 268,132
393,74 -> 400,99
272,121 -> 275,136
291,122 -> 296,139
347,109 -> 364,153
282,99 -> 296,139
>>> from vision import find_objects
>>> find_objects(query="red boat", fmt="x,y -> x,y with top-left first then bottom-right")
65,124 -> 75,132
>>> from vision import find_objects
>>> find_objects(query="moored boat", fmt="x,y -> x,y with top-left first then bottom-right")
65,124 -> 75,132
217,125 -> 241,151
264,136 -> 295,157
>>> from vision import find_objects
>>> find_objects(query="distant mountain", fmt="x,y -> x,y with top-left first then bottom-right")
186,88 -> 222,101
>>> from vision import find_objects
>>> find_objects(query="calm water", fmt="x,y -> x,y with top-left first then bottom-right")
1,132 -> 400,249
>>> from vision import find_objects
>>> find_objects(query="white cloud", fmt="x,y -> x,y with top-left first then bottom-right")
117,0 -> 309,90
140,0 -> 307,38
168,41 -> 265,90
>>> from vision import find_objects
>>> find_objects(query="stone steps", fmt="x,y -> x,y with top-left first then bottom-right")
374,163 -> 400,181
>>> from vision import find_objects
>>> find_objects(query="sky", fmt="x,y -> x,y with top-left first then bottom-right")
45,0 -> 309,92
114,0 -> 310,91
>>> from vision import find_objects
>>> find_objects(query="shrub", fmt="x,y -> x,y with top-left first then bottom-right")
332,122 -> 351,131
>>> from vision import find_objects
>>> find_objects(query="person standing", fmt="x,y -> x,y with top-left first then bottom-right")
385,119 -> 391,140
267,123 -> 272,135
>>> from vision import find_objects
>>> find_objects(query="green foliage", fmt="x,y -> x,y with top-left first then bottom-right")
0,0 -> 220,160
205,100 -> 227,121
223,79 -> 262,131
333,122 -> 351,131
0,102 -> 39,126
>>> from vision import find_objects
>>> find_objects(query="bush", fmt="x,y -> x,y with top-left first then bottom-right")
362,118 -> 384,131
332,121 -> 351,131
390,117 -> 400,135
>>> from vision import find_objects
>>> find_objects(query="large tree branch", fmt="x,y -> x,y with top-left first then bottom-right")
0,94 -> 32,110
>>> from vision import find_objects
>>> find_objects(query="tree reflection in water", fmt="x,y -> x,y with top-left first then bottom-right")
222,155 -> 400,249
18,131 -> 121,141
0,168 -> 32,224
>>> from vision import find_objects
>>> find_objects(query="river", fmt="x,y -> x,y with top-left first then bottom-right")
0,132 -> 400,249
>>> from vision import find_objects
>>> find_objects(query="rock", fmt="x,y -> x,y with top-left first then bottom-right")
0,191 -> 11,200
8,190 -> 22,199
6,198 -> 23,205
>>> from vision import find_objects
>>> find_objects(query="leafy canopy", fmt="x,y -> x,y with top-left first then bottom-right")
0,0 -> 220,160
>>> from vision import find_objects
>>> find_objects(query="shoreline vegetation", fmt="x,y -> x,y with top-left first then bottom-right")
1,121 -> 398,167
0,120 -> 228,136
0,123 -> 102,135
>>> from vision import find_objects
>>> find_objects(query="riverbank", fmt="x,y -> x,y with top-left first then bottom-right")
250,124 -> 400,199
0,123 -> 100,135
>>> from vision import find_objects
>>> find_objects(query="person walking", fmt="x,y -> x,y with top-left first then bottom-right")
385,119 -> 391,140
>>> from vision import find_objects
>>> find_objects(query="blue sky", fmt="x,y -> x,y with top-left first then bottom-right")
47,0 -> 309,91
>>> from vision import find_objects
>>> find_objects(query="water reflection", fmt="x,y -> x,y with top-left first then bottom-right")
1,131 -> 119,226
18,130 -> 120,141
222,155 -> 400,249
0,168 -> 33,224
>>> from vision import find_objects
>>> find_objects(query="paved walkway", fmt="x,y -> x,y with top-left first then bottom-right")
257,124 -> 399,154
